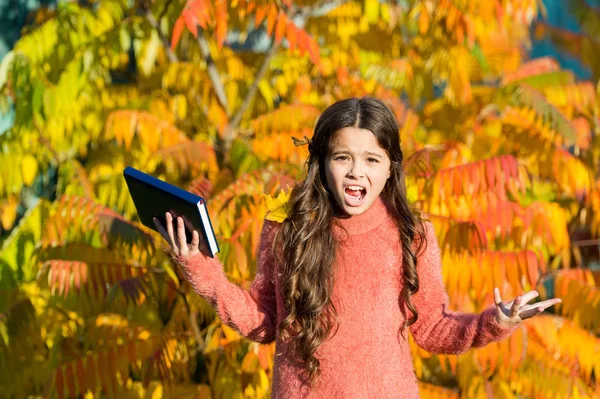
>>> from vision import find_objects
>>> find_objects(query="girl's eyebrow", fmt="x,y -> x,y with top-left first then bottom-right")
331,150 -> 384,159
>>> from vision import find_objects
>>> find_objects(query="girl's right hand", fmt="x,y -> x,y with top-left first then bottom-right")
153,212 -> 209,258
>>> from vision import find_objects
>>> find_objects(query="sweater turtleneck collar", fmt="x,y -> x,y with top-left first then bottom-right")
331,196 -> 391,237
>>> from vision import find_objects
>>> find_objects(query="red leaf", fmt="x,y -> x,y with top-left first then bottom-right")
65,363 -> 76,398
183,10 -> 198,38
469,159 -> 480,196
55,367 -> 65,399
191,0 -> 212,28
107,349 -> 118,395
127,341 -> 137,364
75,359 -> 86,395
486,158 -> 496,193
97,352 -> 109,394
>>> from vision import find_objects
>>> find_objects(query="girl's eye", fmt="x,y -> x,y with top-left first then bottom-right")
335,156 -> 349,161
368,158 -> 379,163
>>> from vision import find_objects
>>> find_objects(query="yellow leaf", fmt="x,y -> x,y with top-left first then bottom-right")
21,154 -> 38,185
145,381 -> 163,399
258,79 -> 275,111
264,189 -> 291,223
365,0 -> 379,24
0,195 -> 18,231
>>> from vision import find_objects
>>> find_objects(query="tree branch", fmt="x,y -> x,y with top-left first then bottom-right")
189,309 -> 206,351
157,0 -> 174,22
196,28 -> 230,115
145,10 -> 178,63
223,37 -> 281,155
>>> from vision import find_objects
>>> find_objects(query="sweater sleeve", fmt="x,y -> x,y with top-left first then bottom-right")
173,219 -> 279,344
408,221 -> 517,354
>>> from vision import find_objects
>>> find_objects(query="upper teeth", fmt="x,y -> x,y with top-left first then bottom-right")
347,186 -> 364,191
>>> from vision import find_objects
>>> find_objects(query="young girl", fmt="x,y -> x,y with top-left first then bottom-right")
153,97 -> 561,398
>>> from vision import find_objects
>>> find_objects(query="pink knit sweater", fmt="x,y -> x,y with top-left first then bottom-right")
175,197 -> 516,398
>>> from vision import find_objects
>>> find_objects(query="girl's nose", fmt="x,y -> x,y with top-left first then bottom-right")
348,161 -> 365,178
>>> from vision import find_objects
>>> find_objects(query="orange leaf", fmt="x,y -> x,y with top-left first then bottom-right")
516,252 -> 530,290
526,251 -> 540,287
191,0 -> 212,28
255,5 -> 267,27
183,11 -> 198,38
257,344 -> 274,370
274,12 -> 287,45
285,21 -> 297,50
241,351 -> 259,373
266,4 -> 278,36
171,17 -> 185,50
505,253 -> 521,293
492,252 -> 505,292
418,10 -> 429,34
215,0 -> 228,48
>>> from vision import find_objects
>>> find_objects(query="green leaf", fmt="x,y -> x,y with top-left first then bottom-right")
229,139 -> 260,178
470,43 -> 489,72
509,71 -> 575,90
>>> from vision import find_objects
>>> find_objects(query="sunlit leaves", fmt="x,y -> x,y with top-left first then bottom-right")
2,0 -> 600,397
589,180 -> 600,237
442,249 -> 546,307
551,271 -> 600,331
264,189 -> 292,223
172,0 -> 321,65
104,110 -> 189,153
249,103 -> 318,163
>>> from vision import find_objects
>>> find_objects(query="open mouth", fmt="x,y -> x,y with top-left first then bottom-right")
344,185 -> 367,206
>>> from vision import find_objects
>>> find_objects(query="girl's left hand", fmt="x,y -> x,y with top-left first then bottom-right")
493,287 -> 562,328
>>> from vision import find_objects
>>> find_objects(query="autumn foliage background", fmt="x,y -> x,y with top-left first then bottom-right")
0,0 -> 599,398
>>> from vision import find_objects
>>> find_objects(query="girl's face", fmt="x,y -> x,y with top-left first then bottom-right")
324,127 -> 391,216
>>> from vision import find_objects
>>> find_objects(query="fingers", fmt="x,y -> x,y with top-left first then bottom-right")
176,216 -> 188,254
518,307 -> 544,320
519,290 -> 540,306
533,298 -> 562,310
166,212 -> 176,250
518,298 -> 562,320
494,287 -> 503,307
191,230 -> 200,251
510,296 -> 521,318
152,217 -> 170,244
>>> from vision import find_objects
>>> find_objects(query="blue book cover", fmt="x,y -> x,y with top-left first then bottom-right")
123,167 -> 220,257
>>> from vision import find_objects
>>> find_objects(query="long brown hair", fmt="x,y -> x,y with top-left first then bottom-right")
273,96 -> 427,387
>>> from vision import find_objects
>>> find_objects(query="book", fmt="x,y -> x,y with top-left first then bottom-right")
123,166 -> 220,258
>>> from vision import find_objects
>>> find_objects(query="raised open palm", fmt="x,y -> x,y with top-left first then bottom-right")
494,287 -> 561,328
